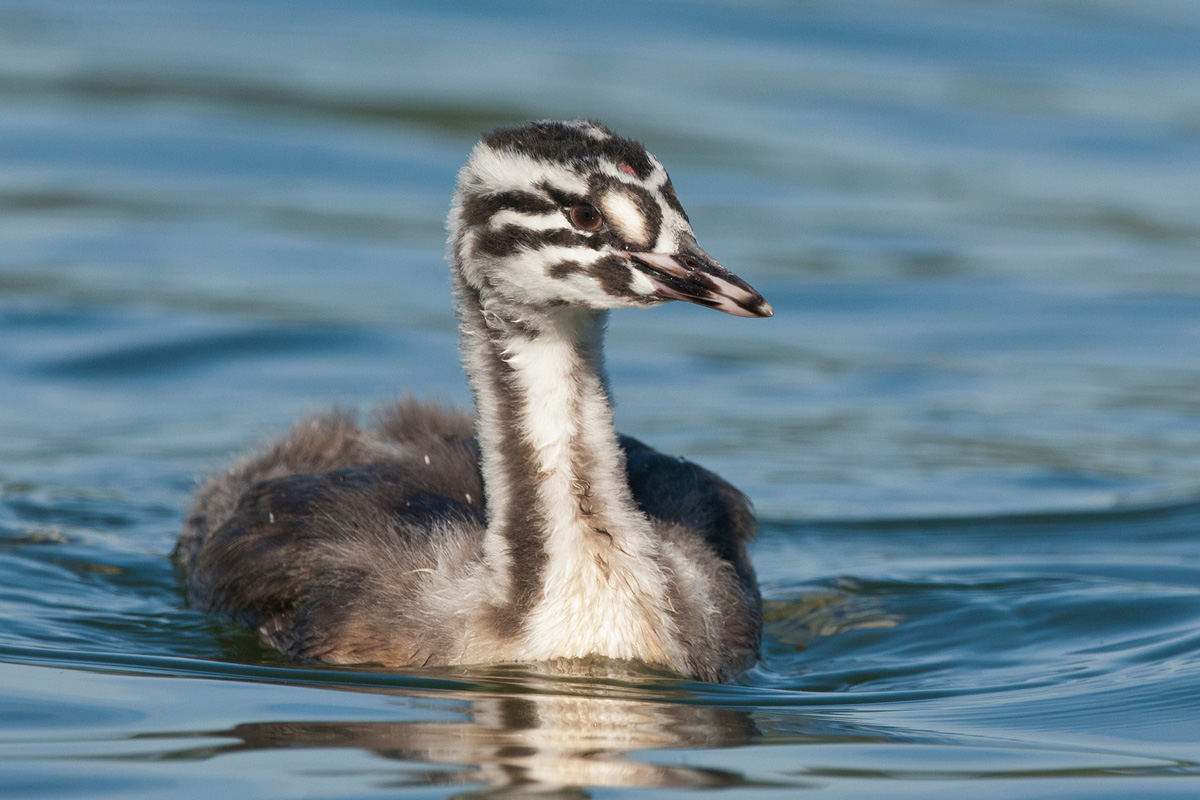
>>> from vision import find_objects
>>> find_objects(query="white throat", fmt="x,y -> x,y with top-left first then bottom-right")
456,286 -> 687,668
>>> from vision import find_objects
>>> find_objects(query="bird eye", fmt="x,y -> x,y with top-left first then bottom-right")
569,204 -> 604,232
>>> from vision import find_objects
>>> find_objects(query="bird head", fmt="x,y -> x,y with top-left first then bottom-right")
448,120 -> 772,320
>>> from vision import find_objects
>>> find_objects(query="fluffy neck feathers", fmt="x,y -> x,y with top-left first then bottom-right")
451,266 -> 685,666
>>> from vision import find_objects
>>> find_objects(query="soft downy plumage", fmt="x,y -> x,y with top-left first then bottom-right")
175,120 -> 772,683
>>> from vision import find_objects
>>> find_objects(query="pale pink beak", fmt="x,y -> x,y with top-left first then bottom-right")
627,243 -> 773,318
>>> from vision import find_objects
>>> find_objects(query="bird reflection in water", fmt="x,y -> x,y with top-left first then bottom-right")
165,662 -> 760,796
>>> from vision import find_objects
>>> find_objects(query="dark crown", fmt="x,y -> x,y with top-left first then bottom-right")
482,120 -> 655,180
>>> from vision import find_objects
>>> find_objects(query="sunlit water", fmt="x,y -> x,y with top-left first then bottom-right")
2,1 -> 1200,797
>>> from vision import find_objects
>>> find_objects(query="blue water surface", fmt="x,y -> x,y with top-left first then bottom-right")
2,0 -> 1200,797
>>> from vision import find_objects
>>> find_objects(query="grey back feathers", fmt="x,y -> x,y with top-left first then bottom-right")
176,120 -> 767,683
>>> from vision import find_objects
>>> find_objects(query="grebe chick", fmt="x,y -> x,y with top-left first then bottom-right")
175,120 -> 772,683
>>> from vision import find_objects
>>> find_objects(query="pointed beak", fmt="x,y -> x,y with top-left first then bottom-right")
626,242 -> 773,318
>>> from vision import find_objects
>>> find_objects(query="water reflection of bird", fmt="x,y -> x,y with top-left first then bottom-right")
169,678 -> 761,795
175,120 -> 771,682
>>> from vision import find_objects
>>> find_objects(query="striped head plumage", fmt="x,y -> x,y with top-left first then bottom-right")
448,120 -> 772,320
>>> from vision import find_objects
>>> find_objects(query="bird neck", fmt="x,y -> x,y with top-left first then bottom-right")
453,275 -> 679,659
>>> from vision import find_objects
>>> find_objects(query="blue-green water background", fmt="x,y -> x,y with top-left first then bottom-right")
3,1 -> 1200,797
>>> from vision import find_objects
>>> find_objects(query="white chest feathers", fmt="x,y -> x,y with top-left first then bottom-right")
498,326 -> 687,668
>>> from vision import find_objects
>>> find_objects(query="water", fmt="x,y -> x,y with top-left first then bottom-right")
2,0 -> 1200,796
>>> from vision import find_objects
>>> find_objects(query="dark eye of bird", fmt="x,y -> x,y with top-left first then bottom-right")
569,203 -> 604,232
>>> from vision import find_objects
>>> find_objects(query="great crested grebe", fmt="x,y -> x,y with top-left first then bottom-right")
175,120 -> 772,683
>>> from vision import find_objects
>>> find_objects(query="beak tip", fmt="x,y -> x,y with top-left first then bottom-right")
628,249 -> 774,319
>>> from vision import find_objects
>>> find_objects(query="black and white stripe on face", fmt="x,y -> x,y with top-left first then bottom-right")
450,121 -> 697,311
